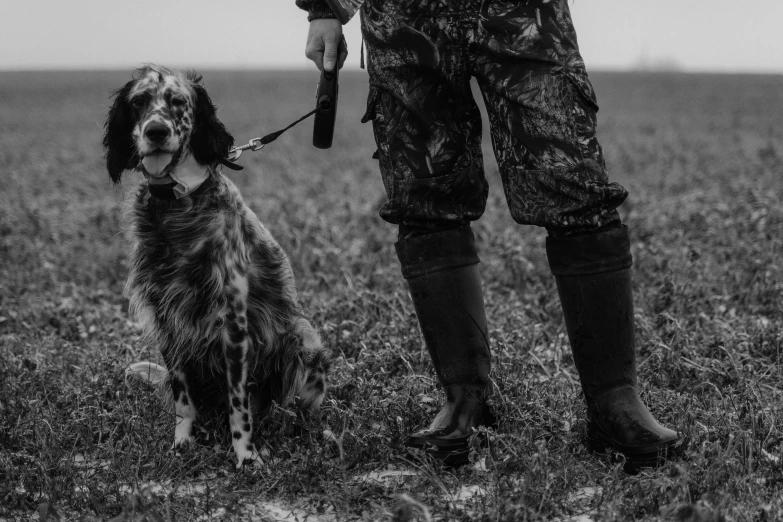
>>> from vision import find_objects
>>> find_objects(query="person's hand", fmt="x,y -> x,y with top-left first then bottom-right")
305,19 -> 348,71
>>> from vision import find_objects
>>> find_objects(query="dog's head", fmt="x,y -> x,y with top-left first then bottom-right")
103,65 -> 234,183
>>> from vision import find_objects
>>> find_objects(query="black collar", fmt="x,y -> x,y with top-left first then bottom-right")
148,182 -> 180,200
147,169 -> 217,200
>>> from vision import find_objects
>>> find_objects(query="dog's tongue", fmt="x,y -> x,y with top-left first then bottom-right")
141,152 -> 174,177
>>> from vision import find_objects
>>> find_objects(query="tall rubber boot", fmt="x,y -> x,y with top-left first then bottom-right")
546,225 -> 680,469
396,226 -> 494,465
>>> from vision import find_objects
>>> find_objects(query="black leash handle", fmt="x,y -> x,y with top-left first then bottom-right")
313,67 -> 339,149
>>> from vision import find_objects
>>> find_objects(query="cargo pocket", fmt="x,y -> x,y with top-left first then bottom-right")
361,86 -> 382,161
557,69 -> 606,180
361,85 -> 381,123
565,70 -> 599,113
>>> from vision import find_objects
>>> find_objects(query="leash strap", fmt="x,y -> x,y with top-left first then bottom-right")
260,107 -> 319,146
224,107 -> 320,169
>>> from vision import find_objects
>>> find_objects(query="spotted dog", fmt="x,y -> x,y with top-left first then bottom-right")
103,65 -> 330,467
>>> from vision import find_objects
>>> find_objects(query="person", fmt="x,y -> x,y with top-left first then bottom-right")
295,0 -> 680,467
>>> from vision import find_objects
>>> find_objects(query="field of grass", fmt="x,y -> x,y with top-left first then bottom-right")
0,69 -> 781,521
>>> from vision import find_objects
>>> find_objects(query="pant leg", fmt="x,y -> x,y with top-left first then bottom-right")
470,0 -> 628,234
360,0 -> 489,231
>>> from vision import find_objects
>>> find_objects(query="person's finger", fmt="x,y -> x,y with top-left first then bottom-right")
314,50 -> 325,71
323,35 -> 339,72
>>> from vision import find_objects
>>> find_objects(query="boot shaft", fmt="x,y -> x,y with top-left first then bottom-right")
396,226 -> 491,389
553,267 -> 637,396
546,226 -> 637,398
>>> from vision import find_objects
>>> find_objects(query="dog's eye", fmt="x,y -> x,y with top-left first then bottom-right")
131,97 -> 146,108
171,97 -> 187,108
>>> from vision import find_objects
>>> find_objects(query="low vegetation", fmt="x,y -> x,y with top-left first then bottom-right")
0,71 -> 781,520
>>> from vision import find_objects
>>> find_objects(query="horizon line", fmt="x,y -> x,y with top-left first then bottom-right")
1,64 -> 782,76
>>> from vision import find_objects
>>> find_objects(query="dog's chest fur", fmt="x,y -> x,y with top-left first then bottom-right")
125,175 -> 300,381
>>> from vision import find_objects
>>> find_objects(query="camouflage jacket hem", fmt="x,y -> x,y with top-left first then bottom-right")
295,0 -> 364,24
295,0 -> 338,21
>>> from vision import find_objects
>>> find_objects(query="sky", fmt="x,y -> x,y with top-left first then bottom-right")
1,0 -> 781,74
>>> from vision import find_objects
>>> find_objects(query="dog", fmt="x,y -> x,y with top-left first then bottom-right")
103,65 -> 330,467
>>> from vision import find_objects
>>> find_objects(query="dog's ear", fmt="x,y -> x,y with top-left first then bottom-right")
103,79 -> 139,183
190,82 -> 234,167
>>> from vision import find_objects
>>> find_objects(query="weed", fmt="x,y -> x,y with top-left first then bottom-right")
0,71 -> 781,520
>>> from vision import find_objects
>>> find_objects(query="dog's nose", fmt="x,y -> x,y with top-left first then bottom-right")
145,122 -> 170,143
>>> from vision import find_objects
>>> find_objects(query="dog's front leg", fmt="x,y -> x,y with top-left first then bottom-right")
170,369 -> 198,447
223,300 -> 262,468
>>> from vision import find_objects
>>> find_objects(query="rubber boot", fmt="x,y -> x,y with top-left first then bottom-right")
546,225 -> 680,469
396,226 -> 494,465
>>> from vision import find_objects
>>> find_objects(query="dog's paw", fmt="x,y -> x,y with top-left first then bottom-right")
234,442 -> 269,469
125,362 -> 169,387
172,434 -> 195,450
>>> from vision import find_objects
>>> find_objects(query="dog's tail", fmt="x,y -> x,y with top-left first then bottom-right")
125,362 -> 169,388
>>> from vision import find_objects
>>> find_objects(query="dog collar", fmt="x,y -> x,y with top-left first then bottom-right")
147,166 -> 217,200
144,156 -> 217,200
147,182 -> 179,200
169,163 -> 212,198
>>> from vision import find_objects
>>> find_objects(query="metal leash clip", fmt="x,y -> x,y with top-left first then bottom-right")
226,138 -> 266,162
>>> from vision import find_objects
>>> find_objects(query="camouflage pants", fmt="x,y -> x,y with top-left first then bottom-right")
360,0 -> 628,233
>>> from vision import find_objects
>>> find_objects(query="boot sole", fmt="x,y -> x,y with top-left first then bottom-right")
586,431 -> 683,471
403,409 -> 496,467
405,433 -> 471,464
404,445 -> 471,467
405,428 -> 493,468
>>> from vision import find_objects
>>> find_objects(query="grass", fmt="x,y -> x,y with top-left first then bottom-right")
0,69 -> 782,521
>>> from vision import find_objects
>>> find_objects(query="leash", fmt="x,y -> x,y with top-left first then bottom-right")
220,107 -> 318,170
221,68 -> 339,170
